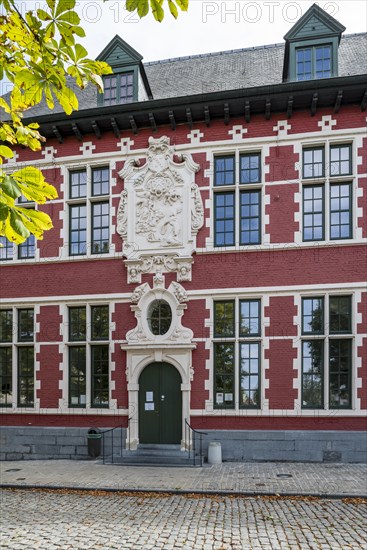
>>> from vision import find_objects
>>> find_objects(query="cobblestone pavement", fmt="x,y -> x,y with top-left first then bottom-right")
1,488 -> 366,549
1,460 -> 366,497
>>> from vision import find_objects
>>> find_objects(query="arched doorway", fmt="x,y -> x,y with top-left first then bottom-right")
138,362 -> 182,444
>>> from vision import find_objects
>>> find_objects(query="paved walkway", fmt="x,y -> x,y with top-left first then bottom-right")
2,488 -> 366,549
1,459 -> 366,497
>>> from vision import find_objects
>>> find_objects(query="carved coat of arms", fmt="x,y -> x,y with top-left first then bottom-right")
117,136 -> 204,283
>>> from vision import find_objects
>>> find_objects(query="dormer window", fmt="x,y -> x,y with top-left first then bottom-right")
282,4 -> 345,83
103,72 -> 134,106
96,35 -> 152,107
296,45 -> 331,81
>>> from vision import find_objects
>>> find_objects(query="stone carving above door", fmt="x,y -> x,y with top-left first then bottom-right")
125,275 -> 193,347
117,136 -> 203,283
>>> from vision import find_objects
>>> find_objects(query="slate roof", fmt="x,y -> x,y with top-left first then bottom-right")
2,33 -> 366,120
145,33 -> 366,99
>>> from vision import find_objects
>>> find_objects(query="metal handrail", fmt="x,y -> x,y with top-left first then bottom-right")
101,420 -> 130,464
185,419 -> 207,466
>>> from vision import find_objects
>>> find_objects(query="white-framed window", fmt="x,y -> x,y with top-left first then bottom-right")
302,142 -> 353,241
68,166 -> 110,256
67,304 -> 110,408
301,294 -> 353,409
0,307 -> 35,408
213,151 -> 262,247
213,298 -> 262,409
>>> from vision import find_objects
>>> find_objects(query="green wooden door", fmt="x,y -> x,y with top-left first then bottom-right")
139,363 -> 182,444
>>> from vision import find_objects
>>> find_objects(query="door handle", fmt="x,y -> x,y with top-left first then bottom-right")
161,395 -> 165,401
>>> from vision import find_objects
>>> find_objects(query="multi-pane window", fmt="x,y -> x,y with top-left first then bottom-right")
213,299 -> 261,409
0,310 -> 13,407
18,235 -> 36,259
147,300 -> 172,336
0,237 -> 13,261
103,75 -> 117,106
0,212 -> 36,261
296,45 -> 331,81
214,194 -> 235,246
301,295 -> 352,409
303,147 -> 324,179
68,305 -> 109,408
0,308 -> 34,408
214,153 -> 262,247
103,72 -> 134,106
330,183 -> 352,239
303,186 -> 324,241
69,167 -> 110,256
330,145 -> 352,176
302,144 -> 353,241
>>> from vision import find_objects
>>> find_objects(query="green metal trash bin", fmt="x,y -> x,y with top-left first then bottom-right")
87,428 -> 102,458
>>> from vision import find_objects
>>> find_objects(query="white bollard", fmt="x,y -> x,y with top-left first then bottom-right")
207,441 -> 222,465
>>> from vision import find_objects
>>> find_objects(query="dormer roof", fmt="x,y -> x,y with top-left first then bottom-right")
284,3 -> 346,42
96,35 -> 143,68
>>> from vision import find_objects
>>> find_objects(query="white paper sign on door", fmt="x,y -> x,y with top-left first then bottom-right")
145,402 -> 154,411
216,392 -> 224,404
146,391 -> 153,402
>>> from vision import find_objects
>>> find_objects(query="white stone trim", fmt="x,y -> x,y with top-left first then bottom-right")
229,125 -> 248,140
293,295 -> 302,414
58,304 -> 68,410
34,305 -> 41,410
273,120 -> 291,137
262,294 -> 270,412
117,138 -> 134,155
122,277 -> 195,449
354,291 -> 364,411
118,136 -> 203,283
204,296 -> 214,413
0,408 -> 129,416
5,125 -> 367,170
109,302 -> 117,410
187,129 -> 204,144
41,146 -> 57,162
188,408 -> 364,417
355,134 -> 365,241
317,115 -> 337,132
1,282 -> 367,307
79,141 -> 96,156
263,191 -> 271,244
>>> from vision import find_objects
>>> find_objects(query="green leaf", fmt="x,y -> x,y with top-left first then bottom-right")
126,0 -> 139,11
150,0 -> 165,21
57,10 -> 80,25
54,86 -> 78,115
175,0 -> 189,10
19,207 -> 53,228
75,43 -> 88,61
0,146 -> 14,159
46,0 -> 56,13
71,25 -> 85,38
2,175 -> 21,199
55,0 -> 76,17
36,9 -> 52,21
168,0 -> 178,18
0,204 -> 9,222
137,0 -> 150,18
9,210 -> 30,242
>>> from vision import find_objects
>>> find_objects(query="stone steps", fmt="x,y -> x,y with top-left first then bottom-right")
104,444 -> 203,467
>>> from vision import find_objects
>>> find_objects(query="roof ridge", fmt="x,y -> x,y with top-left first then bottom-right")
144,32 -> 366,67
144,41 -> 285,66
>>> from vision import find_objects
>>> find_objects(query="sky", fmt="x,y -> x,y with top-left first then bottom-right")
20,0 -> 367,62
